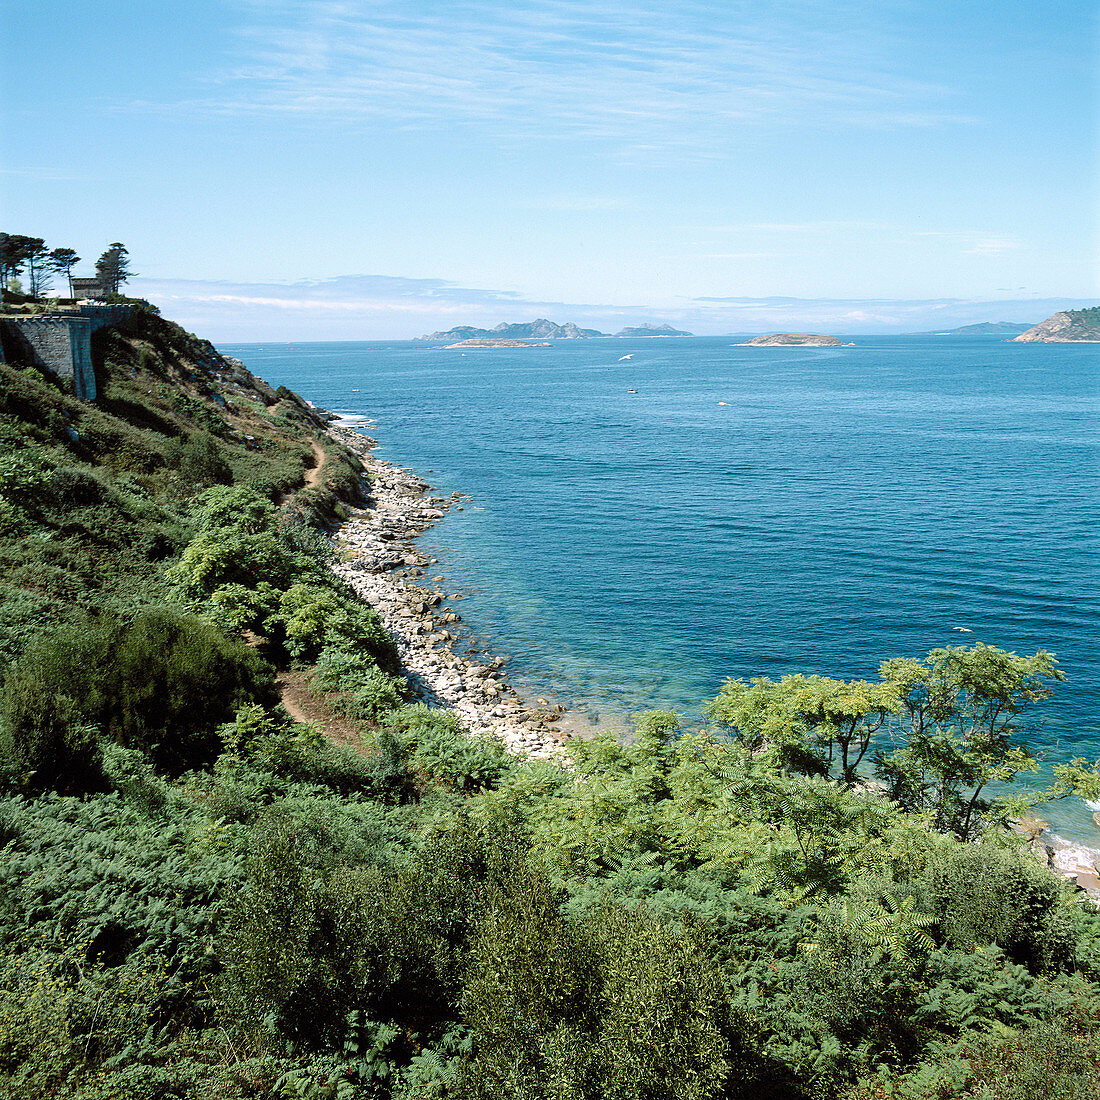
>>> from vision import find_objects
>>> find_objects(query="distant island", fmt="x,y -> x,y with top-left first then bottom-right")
443,338 -> 551,348
907,322 -> 1035,336
417,319 -> 605,341
738,333 -> 848,347
614,323 -> 693,337
417,318 -> 695,341
1012,307 -> 1100,343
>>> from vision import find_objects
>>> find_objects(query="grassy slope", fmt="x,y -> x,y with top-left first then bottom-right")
0,301 -> 364,658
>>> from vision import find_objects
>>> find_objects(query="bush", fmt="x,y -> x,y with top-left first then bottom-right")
193,483 -> 276,533
459,890 -> 753,1100
179,432 -> 231,486
919,843 -> 1069,972
380,704 -> 513,793
0,608 -> 275,786
312,644 -> 406,724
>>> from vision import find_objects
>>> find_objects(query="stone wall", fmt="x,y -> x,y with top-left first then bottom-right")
77,303 -> 137,335
0,315 -> 97,400
0,304 -> 136,401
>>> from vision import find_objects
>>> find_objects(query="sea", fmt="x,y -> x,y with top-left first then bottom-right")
222,335 -> 1100,845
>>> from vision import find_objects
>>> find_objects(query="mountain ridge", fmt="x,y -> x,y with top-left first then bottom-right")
417,318 -> 606,341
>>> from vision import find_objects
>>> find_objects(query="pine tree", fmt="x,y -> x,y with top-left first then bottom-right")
95,242 -> 135,295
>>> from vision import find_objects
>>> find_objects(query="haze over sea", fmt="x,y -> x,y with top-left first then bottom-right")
225,335 -> 1100,844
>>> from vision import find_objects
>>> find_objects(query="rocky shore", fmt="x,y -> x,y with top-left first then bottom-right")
325,421 -> 1100,899
327,421 -> 571,761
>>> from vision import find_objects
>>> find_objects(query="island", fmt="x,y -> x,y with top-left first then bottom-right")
417,319 -> 607,341
443,338 -> 551,348
614,322 -> 693,337
738,333 -> 849,347
906,321 -> 1035,336
1012,307 -> 1100,343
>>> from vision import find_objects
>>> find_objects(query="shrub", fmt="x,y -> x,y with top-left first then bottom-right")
179,432 -> 231,486
170,529 -> 303,596
193,483 -> 276,534
0,608 -> 275,785
459,889 -> 751,1100
919,842 -> 1069,972
380,704 -> 513,793
311,644 -> 406,723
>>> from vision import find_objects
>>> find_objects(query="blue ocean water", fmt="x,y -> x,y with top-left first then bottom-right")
224,336 -> 1100,842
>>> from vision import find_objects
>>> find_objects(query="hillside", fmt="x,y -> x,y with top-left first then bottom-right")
1013,307 -> 1100,342
1,302 -> 1099,1098
907,322 -> 1035,335
418,318 -> 606,341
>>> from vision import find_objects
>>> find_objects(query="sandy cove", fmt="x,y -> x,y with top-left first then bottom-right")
327,422 -> 569,762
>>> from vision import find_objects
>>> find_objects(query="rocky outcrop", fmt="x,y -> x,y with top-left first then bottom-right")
739,333 -> 847,347
443,338 -> 552,348
1012,308 -> 1100,342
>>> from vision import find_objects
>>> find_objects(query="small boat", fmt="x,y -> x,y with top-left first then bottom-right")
627,388 -> 637,393
618,354 -> 633,361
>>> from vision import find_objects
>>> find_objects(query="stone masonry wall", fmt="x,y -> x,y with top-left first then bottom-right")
0,304 -> 136,401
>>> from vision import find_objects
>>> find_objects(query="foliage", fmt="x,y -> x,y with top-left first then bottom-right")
3,296 -> 1100,1098
0,607 -> 274,786
707,673 -> 899,783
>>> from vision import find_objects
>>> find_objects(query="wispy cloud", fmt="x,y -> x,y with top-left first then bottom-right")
143,0 -> 972,156
131,273 -> 1096,341
915,230 -> 1023,256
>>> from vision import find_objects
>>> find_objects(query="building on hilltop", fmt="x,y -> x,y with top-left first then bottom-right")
71,277 -> 109,301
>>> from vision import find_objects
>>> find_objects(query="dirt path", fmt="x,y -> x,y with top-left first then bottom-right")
274,669 -> 368,752
303,439 -> 325,489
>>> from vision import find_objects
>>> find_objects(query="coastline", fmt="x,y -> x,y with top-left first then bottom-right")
327,420 -> 594,761
324,418 -> 1100,899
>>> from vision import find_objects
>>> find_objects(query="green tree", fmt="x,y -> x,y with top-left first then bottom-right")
48,247 -> 80,297
875,643 -> 1065,839
95,242 -> 135,295
706,673 -> 899,784
23,238 -> 52,298
0,233 -> 38,289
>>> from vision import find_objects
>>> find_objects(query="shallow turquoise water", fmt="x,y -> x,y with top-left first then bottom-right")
224,335 -> 1100,842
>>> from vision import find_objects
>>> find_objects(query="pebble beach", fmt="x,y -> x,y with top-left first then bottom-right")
328,421 -> 572,762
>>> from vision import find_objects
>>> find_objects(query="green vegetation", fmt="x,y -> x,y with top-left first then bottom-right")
1,304 -> 1099,1099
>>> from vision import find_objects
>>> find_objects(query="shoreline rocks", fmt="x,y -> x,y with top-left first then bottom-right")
326,421 -> 571,761
324,422 -> 1100,898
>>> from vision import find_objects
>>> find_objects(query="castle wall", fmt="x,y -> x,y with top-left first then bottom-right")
0,304 -> 136,401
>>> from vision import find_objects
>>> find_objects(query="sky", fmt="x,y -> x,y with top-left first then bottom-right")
3,0 -> 1097,339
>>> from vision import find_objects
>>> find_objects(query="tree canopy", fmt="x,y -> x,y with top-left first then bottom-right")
95,241 -> 135,295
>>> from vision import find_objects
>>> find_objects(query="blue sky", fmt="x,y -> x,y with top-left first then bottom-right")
3,0 -> 1097,338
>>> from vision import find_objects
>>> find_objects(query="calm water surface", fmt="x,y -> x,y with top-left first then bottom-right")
223,336 -> 1100,842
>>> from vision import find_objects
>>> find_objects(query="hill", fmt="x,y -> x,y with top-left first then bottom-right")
1013,307 -> 1100,342
907,321 -> 1035,335
417,318 -> 606,341
614,322 -> 693,337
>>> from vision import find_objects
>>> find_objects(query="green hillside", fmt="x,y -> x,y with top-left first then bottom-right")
1,304 -> 1099,1099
